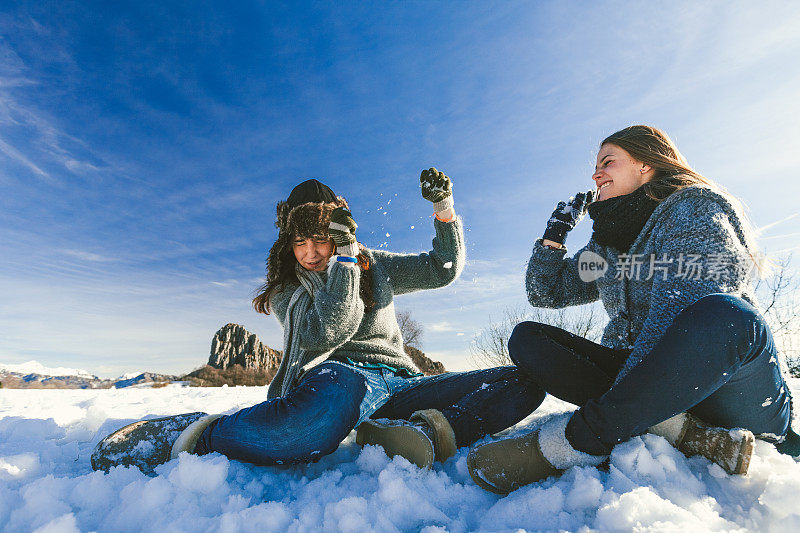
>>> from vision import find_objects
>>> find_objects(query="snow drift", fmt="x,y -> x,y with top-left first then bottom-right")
1,381 -> 799,532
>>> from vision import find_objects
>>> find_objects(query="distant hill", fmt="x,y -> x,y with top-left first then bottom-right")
1,324 -> 447,389
0,360 -> 95,378
0,363 -> 177,390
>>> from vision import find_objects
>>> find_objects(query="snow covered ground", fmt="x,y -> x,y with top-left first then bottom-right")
1,381 -> 799,532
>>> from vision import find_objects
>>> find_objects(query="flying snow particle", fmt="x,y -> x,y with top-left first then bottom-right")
410,225 -> 415,229
443,262 -> 453,269
386,233 -> 390,237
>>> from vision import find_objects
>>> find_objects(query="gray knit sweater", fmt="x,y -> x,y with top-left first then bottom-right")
269,217 -> 465,388
526,185 -> 762,380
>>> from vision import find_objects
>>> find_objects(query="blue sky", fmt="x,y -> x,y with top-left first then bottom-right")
2,1 -> 800,377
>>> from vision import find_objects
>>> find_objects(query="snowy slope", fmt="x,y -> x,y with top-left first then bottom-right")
1,382 -> 799,532
0,361 -> 95,378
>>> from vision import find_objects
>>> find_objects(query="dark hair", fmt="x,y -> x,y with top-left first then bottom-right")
252,199 -> 375,314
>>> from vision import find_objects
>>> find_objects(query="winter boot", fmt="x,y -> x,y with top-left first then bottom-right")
467,413 -> 605,495
648,412 -> 755,475
91,412 -> 222,475
355,409 -> 457,469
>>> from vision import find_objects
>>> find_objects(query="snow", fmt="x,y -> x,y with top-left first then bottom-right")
119,372 -> 147,380
0,361 -> 94,378
1,382 -> 799,532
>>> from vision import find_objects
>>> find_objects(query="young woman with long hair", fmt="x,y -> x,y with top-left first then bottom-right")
466,125 -> 798,494
91,169 -> 543,475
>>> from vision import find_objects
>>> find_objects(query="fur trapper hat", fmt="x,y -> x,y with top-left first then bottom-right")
275,179 -> 349,238
255,179 -> 371,315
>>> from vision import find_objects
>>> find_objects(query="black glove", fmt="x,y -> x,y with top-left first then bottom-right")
420,167 -> 454,213
541,190 -> 594,245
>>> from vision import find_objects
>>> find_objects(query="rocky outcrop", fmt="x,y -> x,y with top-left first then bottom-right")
404,345 -> 446,375
208,323 -> 445,377
208,324 -> 283,372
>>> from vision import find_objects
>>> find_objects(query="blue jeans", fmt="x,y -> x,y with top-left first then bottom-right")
194,362 -> 544,465
509,293 -> 792,456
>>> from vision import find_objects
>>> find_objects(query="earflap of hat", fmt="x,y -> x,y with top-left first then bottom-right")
275,201 -> 291,229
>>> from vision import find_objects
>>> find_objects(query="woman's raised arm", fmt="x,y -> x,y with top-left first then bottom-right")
525,192 -> 600,308
371,168 -> 465,295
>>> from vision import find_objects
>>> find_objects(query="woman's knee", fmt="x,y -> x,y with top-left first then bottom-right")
677,293 -> 763,337
286,364 -> 366,429
508,321 -> 551,367
228,364 -> 367,463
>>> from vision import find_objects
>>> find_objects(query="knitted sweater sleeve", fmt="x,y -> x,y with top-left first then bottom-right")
525,240 -> 600,308
270,263 -> 365,351
616,196 -> 754,381
370,217 -> 465,296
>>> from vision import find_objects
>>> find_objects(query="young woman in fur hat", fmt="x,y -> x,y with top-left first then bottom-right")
466,125 -> 799,494
91,168 -> 543,475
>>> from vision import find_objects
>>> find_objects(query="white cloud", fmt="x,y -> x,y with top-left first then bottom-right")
0,137 -> 50,180
60,249 -> 117,263
428,321 -> 458,333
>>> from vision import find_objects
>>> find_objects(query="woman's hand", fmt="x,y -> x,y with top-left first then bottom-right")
420,167 -> 454,216
329,207 -> 359,257
541,190 -> 594,247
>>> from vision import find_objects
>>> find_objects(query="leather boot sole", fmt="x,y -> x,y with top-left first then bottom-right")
91,412 -> 207,475
356,419 -> 435,469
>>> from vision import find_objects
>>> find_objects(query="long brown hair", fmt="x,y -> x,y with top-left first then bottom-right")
602,125 -> 766,274
252,200 -> 375,315
601,125 -> 719,202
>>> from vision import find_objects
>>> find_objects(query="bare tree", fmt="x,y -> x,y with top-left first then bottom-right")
470,304 -> 603,368
396,309 -> 423,348
755,255 -> 800,376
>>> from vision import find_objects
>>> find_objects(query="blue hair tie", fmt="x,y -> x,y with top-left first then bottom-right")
336,255 -> 358,263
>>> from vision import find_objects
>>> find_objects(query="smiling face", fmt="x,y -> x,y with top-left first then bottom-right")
592,143 -> 655,201
292,235 -> 334,271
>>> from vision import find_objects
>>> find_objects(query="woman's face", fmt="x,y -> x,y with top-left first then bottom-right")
592,143 -> 654,201
293,235 -> 335,271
